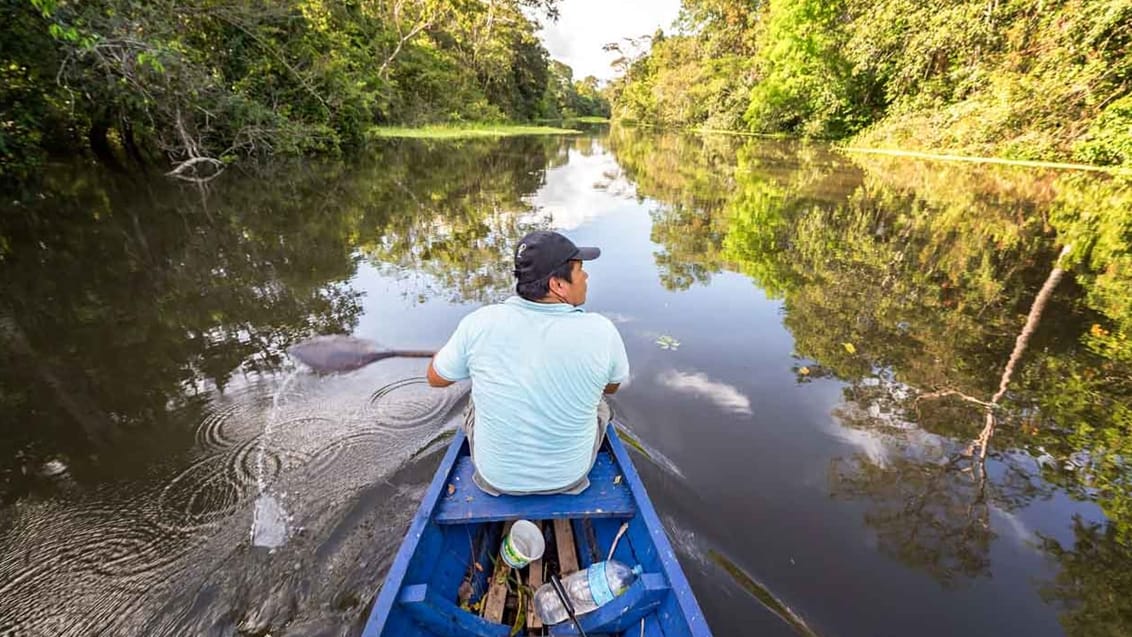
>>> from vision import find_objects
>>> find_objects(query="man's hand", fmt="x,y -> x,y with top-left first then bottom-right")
427,359 -> 455,388
603,383 -> 620,395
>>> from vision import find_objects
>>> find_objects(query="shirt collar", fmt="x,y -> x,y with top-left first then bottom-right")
504,296 -> 585,314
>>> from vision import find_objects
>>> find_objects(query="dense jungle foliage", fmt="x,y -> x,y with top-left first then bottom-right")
0,0 -> 609,183
608,0 -> 1132,166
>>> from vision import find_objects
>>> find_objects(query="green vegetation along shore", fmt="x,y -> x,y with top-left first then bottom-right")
6,0 -> 1128,185
1,0 -> 607,185
367,124 -> 580,140
608,0 -> 1132,168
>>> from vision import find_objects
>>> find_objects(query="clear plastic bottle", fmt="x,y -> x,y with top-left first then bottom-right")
533,560 -> 643,625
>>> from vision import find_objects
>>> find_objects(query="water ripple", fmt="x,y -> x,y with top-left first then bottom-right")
157,435 -> 307,534
0,498 -> 191,636
0,371 -> 465,634
364,377 -> 465,430
194,403 -> 246,451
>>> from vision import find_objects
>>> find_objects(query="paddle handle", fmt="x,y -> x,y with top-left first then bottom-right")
383,349 -> 436,359
550,573 -> 587,637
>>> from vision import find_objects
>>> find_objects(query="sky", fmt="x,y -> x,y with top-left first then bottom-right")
537,0 -> 683,82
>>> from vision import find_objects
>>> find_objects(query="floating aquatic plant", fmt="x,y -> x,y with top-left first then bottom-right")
656,334 -> 681,350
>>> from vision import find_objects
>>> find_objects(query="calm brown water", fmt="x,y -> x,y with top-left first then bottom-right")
1,128 -> 1130,636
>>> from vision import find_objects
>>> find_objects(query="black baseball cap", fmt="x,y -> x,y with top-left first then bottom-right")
513,231 -> 601,283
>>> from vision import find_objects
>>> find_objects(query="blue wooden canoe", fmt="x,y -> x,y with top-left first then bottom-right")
361,421 -> 712,636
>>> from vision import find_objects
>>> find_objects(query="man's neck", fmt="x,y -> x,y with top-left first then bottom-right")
529,294 -> 575,306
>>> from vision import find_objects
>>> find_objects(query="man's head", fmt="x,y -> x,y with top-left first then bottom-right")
513,231 -> 601,305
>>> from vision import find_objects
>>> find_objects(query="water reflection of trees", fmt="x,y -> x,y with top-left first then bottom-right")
1042,517 -> 1132,636
606,126 -> 739,290
360,136 -> 564,303
608,128 -> 1132,634
0,162 -> 370,499
0,135 -> 566,501
828,377 -> 1058,586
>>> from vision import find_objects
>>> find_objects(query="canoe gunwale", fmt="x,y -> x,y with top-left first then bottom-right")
360,425 -> 465,636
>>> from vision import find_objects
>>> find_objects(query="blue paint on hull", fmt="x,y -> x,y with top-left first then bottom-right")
361,422 -> 712,637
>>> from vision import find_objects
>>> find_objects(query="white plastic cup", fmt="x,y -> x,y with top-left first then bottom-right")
500,519 -> 545,569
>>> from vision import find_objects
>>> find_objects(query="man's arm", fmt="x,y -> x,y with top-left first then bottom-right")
429,317 -> 472,387
427,357 -> 456,388
605,320 -> 629,396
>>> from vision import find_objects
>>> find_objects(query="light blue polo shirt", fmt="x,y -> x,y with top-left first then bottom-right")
432,296 -> 630,493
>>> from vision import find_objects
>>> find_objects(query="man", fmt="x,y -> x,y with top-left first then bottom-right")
426,230 -> 630,496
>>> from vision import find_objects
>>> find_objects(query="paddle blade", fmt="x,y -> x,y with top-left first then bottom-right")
286,335 -> 388,373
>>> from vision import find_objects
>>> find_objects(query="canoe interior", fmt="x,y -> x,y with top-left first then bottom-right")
362,423 -> 711,637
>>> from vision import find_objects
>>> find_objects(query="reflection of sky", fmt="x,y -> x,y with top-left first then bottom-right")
827,383 -> 1107,555
657,369 -> 753,415
524,144 -> 636,230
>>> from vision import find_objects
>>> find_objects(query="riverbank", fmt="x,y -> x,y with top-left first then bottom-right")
614,121 -> 1129,175
366,123 -> 581,140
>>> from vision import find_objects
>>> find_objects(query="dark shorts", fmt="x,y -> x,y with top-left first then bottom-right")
462,399 -> 612,496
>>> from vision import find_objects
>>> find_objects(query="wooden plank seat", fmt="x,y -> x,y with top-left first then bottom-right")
435,451 -> 636,524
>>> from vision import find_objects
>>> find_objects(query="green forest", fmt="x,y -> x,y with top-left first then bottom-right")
5,0 -> 1130,184
608,0 -> 1132,167
0,0 -> 608,182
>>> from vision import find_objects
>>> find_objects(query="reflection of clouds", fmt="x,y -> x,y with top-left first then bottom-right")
828,425 -> 946,469
657,369 -> 752,415
827,425 -> 892,466
991,505 -> 1036,545
829,395 -> 942,468
601,312 -> 635,324
525,146 -> 636,230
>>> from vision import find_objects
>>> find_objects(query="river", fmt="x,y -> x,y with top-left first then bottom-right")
1,126 -> 1130,636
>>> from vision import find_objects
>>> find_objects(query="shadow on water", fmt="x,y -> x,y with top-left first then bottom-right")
408,425 -> 461,463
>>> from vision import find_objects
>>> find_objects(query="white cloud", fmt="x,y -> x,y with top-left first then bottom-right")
538,0 -> 683,81
657,369 -> 752,415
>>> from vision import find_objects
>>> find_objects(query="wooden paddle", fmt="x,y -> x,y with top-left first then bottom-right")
287,335 -> 435,373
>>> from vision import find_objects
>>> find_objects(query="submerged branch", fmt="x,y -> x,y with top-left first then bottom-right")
165,108 -> 225,182
166,156 -> 224,182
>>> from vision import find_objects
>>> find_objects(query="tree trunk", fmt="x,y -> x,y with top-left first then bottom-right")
88,120 -> 124,172
121,120 -> 148,169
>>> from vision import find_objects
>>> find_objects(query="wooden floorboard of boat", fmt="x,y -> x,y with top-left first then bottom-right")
482,521 -> 512,624
527,521 -> 544,632
554,519 -> 580,575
